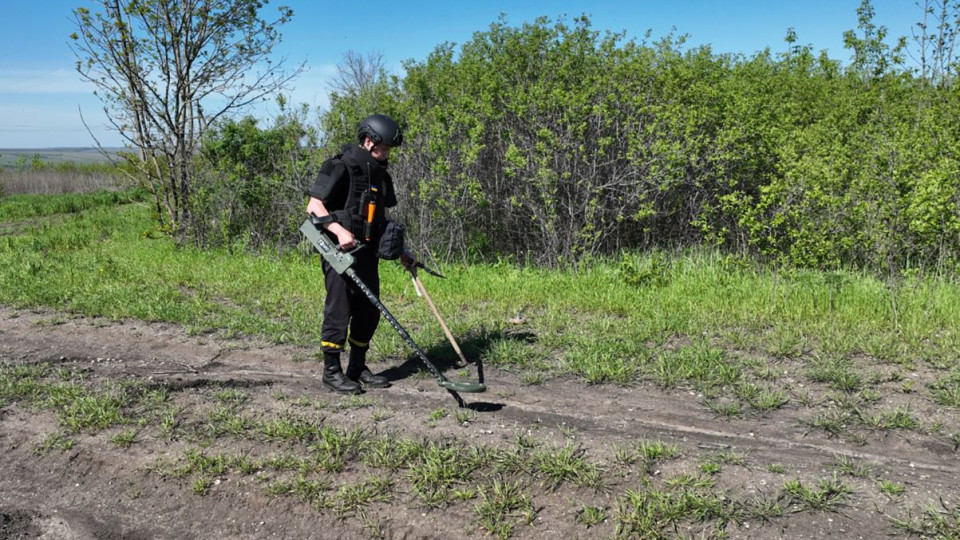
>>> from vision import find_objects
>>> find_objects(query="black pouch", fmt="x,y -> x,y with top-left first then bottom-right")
307,172 -> 336,200
377,220 -> 405,260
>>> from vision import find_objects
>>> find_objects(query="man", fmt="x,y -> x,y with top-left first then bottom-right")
305,114 -> 413,393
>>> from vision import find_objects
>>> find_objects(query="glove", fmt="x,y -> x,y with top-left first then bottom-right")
400,248 -> 417,270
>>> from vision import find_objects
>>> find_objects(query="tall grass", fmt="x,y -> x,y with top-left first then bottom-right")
0,159 -> 126,195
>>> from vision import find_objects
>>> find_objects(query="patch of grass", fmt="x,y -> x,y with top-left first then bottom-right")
532,443 -> 603,491
307,426 -> 366,473
192,476 -> 213,496
0,189 -> 144,220
288,475 -> 332,507
180,448 -> 231,478
158,407 -> 183,440
406,440 -> 478,507
257,414 -> 321,442
734,382 -> 789,413
47,384 -> 129,433
428,408 -> 447,421
474,477 -> 535,540
665,473 -> 715,489
519,371 -> 544,385
862,406 -> 921,431
635,439 -> 681,474
833,454 -> 873,478
565,347 -> 638,385
331,477 -> 392,517
705,398 -> 743,418
782,475 -> 852,511
213,388 -> 248,405
483,338 -> 536,370
331,395 -> 377,410
362,434 -> 420,470
649,343 -> 742,392
556,423 -> 578,440
701,450 -> 747,467
370,409 -> 391,422
800,409 -> 856,438
453,487 -> 478,501
806,355 -> 864,393
877,479 -> 905,498
929,373 -> 960,408
0,362 -> 49,404
576,504 -> 607,528
614,485 -> 743,538
207,403 -> 254,437
454,409 -> 476,426
34,431 -> 76,453
110,427 -> 139,448
891,500 -> 960,537
699,462 -> 722,476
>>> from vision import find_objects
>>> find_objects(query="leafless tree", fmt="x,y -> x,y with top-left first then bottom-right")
328,50 -> 386,97
71,0 -> 303,232
911,0 -> 959,85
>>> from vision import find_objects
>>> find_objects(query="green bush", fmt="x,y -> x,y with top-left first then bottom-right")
310,7 -> 959,273
189,107 -> 319,252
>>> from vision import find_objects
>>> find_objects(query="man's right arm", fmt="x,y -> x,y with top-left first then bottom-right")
307,197 -> 356,250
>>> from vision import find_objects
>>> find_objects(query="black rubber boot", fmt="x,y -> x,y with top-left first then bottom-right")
347,346 -> 390,388
356,369 -> 390,388
322,353 -> 361,394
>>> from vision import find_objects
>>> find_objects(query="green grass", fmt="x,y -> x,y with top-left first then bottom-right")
3,192 -> 960,396
891,501 -> 960,537
782,475 -> 853,511
0,189 -> 146,220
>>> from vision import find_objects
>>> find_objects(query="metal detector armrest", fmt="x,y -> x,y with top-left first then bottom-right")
300,217 -> 355,275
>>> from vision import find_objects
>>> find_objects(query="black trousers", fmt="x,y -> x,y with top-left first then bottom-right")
321,250 -> 380,356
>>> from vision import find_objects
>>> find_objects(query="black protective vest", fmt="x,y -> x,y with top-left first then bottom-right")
309,144 -> 396,240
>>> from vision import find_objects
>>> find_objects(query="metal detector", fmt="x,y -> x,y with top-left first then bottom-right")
301,217 -> 486,399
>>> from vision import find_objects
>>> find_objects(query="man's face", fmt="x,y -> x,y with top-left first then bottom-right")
363,138 -> 392,162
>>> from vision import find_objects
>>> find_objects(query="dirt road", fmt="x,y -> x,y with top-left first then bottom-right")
1,307 -> 957,539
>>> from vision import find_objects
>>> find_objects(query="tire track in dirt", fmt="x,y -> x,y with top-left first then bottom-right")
2,307 -> 956,480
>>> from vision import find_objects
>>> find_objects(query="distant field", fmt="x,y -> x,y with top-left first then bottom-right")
0,148 -> 124,167
0,148 -> 127,194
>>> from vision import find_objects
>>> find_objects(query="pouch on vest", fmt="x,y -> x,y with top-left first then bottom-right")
377,220 -> 405,260
307,155 -> 346,201
307,172 -> 337,200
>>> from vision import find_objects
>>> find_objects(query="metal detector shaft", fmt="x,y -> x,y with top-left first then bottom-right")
345,271 -> 485,393
347,269 -> 441,380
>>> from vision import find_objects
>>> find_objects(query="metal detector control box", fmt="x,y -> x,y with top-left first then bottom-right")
299,218 -> 355,275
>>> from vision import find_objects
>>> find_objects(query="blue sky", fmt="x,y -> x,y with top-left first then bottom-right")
0,1 -> 922,149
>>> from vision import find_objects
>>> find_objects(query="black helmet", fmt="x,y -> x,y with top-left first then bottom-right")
358,114 -> 403,147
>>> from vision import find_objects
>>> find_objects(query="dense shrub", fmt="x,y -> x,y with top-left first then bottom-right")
188,106 -> 319,252
190,2 -> 959,274
359,10 -> 960,272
